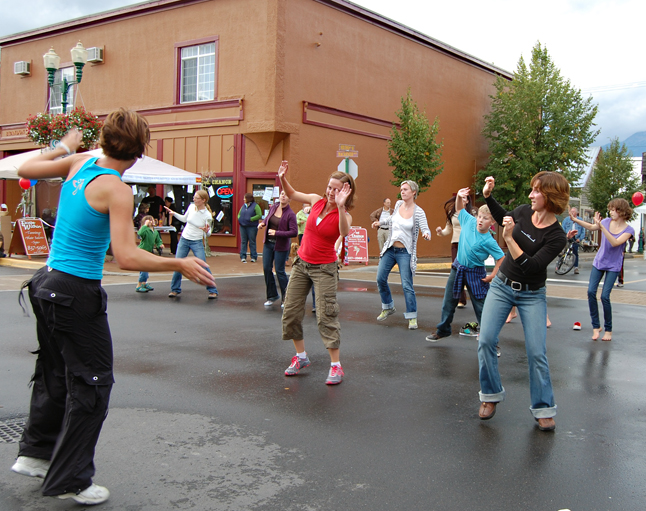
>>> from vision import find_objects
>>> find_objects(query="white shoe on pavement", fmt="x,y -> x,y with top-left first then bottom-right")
58,483 -> 110,505
11,456 -> 50,478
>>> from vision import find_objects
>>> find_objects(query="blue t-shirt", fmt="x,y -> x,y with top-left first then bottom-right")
47,157 -> 121,279
456,209 -> 504,267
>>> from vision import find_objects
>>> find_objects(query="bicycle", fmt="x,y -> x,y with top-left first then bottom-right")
554,238 -> 576,275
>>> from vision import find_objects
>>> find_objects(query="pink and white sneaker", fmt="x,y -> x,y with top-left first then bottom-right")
325,365 -> 344,385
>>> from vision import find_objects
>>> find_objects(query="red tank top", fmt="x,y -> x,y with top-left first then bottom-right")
298,199 -> 341,264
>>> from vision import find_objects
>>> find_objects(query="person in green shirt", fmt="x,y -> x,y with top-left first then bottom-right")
136,215 -> 164,292
296,204 -> 311,244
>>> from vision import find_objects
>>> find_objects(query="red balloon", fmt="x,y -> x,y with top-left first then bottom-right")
19,178 -> 31,190
632,191 -> 643,207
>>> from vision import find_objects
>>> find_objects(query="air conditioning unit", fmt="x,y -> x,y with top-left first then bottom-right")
14,61 -> 31,76
87,47 -> 104,63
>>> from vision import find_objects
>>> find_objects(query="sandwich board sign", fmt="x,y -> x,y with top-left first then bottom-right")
9,218 -> 50,258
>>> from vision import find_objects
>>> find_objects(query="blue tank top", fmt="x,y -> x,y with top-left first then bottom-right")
47,157 -> 121,279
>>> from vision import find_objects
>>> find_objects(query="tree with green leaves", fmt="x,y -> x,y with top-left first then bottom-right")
388,89 -> 443,195
586,138 -> 640,215
478,43 -> 599,209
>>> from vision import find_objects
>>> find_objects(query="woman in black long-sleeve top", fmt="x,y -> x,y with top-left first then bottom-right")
477,172 -> 569,432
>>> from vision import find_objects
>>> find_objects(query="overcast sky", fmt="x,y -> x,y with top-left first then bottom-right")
1,0 -> 644,145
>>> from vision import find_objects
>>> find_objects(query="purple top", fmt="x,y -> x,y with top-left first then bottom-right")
261,202 -> 298,252
593,217 -> 634,272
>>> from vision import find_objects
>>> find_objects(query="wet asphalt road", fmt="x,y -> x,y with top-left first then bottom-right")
1,264 -> 645,511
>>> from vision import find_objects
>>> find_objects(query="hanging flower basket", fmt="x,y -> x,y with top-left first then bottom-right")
26,107 -> 103,149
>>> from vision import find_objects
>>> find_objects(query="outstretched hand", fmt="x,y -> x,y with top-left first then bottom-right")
594,211 -> 602,226
483,176 -> 495,198
278,160 -> 288,179
163,205 -> 175,216
334,182 -> 351,209
457,187 -> 471,202
178,257 -> 215,287
60,128 -> 83,152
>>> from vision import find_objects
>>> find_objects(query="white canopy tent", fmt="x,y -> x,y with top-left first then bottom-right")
0,149 -> 201,185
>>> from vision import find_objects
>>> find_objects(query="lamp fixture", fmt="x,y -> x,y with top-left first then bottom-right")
42,41 -> 87,114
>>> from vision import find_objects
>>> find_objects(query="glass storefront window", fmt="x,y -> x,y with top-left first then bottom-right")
207,177 -> 234,234
252,184 -> 277,220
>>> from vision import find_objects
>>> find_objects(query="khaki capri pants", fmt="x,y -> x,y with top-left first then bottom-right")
282,256 -> 341,349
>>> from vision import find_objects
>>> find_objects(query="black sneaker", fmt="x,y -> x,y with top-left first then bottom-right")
426,331 -> 450,342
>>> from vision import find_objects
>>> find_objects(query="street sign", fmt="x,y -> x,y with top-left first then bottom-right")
337,158 -> 358,180
336,144 -> 358,158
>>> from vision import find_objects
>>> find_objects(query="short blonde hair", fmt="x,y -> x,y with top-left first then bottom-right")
400,180 -> 419,199
478,204 -> 492,218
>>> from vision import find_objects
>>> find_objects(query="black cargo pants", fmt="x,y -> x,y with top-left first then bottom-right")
18,266 -> 114,496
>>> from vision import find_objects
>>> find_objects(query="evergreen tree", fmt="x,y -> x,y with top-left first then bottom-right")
478,43 -> 599,209
388,89 -> 443,195
587,138 -> 640,215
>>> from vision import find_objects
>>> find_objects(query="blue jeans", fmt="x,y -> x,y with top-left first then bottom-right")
478,277 -> 556,418
263,241 -> 289,301
170,237 -> 218,294
139,271 -> 149,283
572,241 -> 579,268
239,225 -> 258,260
376,246 -> 416,319
436,267 -> 485,336
587,266 -> 618,331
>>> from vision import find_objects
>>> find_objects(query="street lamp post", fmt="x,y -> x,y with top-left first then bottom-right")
43,42 -> 88,114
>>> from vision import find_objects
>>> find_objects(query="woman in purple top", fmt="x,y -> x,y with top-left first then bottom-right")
570,198 -> 634,341
259,190 -> 298,307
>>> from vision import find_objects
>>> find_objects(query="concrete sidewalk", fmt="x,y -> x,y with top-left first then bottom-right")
3,250 -> 646,306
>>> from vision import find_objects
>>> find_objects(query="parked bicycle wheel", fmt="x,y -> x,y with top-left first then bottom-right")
555,248 -> 575,275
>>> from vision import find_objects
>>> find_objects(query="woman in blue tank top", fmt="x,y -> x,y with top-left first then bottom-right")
14,109 -> 215,505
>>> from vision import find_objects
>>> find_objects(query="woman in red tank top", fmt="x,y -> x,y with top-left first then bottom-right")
278,160 -> 355,385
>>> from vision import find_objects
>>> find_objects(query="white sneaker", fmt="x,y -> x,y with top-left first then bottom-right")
58,483 -> 110,505
11,456 -> 50,478
408,318 -> 418,330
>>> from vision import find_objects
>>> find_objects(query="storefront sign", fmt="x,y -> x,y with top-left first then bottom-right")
345,227 -> 368,265
9,218 -> 50,258
216,186 -> 234,198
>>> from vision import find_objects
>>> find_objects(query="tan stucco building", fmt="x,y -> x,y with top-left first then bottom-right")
0,0 -> 511,256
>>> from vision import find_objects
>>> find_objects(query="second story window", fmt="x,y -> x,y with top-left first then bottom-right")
49,68 -> 75,114
180,43 -> 216,103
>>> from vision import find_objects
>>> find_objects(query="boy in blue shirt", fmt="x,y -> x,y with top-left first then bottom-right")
427,187 -> 504,341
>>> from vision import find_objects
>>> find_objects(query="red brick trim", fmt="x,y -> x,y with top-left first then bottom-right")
303,101 -> 393,140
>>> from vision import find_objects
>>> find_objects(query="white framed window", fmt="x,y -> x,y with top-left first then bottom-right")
180,43 -> 216,103
49,67 -> 75,114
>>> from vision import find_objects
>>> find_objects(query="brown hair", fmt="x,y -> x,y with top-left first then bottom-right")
443,193 -> 472,224
244,192 -> 254,203
100,108 -> 150,161
530,171 -> 570,215
608,198 -> 632,220
137,202 -> 149,213
141,215 -> 155,225
326,171 -> 356,211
